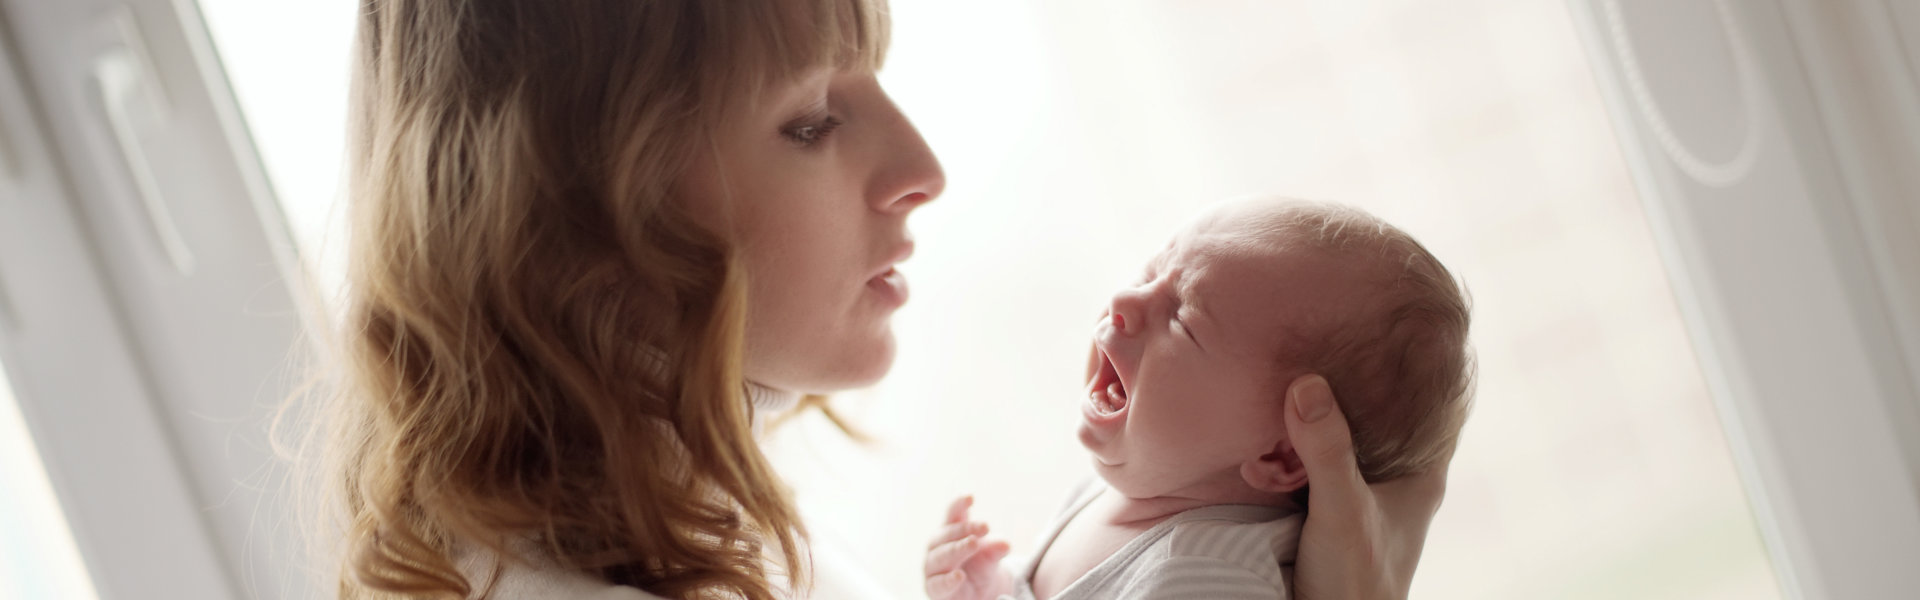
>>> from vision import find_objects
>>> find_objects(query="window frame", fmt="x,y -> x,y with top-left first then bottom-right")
0,0 -> 314,598
1565,1 -> 1920,598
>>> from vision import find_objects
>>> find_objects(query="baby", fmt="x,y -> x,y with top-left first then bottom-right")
924,198 -> 1474,600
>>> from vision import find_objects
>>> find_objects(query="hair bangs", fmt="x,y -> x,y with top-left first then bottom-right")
721,0 -> 891,98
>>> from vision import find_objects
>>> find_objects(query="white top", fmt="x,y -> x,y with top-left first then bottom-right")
454,538 -> 665,600
454,383 -> 887,599
1005,481 -> 1303,600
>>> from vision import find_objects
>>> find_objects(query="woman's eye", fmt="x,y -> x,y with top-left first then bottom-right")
782,116 -> 843,147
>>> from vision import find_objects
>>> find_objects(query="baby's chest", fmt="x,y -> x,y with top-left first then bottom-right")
1028,519 -> 1144,599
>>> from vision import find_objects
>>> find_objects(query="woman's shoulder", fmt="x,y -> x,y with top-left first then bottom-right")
457,539 -> 669,600
489,562 -> 666,599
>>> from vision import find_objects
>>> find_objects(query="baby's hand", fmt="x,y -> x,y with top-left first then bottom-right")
924,495 -> 1014,600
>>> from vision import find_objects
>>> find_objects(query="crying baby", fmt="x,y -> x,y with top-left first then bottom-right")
926,197 -> 1475,600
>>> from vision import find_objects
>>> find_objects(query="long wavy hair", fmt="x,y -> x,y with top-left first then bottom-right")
309,0 -> 888,598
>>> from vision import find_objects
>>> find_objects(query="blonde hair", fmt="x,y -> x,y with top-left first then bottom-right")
314,0 -> 888,598
1270,202 -> 1476,489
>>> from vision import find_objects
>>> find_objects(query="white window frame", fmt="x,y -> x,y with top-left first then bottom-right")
0,0 -> 313,598
1565,1 -> 1920,598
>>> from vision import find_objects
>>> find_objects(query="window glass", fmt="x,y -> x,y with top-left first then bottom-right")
197,0 -> 356,298
0,363 -> 99,600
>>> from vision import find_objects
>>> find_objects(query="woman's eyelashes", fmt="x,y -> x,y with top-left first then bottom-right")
781,114 -> 844,148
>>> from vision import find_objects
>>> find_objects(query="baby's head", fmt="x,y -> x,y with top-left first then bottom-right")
1079,198 -> 1473,507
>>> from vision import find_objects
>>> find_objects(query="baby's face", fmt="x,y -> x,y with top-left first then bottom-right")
1079,209 -> 1372,503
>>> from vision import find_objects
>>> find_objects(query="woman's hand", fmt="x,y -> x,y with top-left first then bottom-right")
924,496 -> 1014,600
1283,375 -> 1452,600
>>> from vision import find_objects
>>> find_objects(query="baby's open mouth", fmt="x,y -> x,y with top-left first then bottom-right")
1089,349 -> 1129,416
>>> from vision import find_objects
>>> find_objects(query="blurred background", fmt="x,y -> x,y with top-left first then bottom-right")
5,0 -> 1918,599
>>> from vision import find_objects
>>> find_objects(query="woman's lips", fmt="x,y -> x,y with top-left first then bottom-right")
866,241 -> 914,308
867,267 -> 908,307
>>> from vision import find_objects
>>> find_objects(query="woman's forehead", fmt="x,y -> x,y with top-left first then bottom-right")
745,67 -> 836,111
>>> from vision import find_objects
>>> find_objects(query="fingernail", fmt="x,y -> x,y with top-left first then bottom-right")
1295,376 -> 1332,422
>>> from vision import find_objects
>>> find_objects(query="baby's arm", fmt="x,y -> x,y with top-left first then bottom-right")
924,496 -> 1014,600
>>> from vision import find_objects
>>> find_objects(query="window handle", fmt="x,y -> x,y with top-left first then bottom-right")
91,6 -> 194,276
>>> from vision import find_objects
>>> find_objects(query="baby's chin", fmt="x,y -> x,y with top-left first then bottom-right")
1089,461 -> 1176,500
1089,461 -> 1140,495
1094,463 -> 1291,508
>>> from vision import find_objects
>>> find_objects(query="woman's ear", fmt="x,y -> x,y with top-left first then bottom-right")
1241,437 -> 1309,494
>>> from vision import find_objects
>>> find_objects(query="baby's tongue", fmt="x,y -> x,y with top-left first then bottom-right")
1106,382 -> 1128,410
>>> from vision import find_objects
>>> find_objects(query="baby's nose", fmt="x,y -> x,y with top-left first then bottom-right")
1108,292 -> 1147,335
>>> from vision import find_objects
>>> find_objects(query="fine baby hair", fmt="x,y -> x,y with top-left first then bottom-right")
1258,200 -> 1475,501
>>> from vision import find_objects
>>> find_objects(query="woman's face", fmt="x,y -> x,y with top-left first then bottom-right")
681,67 -> 945,394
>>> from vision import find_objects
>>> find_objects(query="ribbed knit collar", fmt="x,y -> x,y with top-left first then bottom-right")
746,381 -> 801,436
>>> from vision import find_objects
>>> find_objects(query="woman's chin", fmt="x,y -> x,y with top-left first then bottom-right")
835,332 -> 898,388
754,332 -> 897,394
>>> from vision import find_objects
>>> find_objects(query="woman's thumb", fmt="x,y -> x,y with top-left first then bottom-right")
1285,374 -> 1367,503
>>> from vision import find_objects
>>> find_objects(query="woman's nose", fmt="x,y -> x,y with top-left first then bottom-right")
870,100 -> 945,214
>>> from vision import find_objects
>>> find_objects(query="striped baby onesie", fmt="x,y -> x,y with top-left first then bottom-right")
1004,481 -> 1303,600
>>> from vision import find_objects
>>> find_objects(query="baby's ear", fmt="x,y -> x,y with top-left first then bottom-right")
1240,437 -> 1309,494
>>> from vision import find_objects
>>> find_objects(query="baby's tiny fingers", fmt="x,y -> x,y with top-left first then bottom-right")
924,569 -> 967,599
924,535 -> 982,575
927,521 -> 988,549
943,495 -> 973,525
975,539 -> 1011,564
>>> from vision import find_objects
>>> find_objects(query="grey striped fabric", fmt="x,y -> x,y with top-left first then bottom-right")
1006,481 -> 1302,600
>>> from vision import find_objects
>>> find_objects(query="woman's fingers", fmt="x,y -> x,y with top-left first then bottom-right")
1376,442 -> 1451,526
1283,373 -> 1453,600
1368,440 -> 1453,587
1284,375 -> 1370,514
1283,374 -> 1383,600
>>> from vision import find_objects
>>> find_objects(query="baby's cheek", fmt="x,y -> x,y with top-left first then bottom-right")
1151,401 -> 1219,446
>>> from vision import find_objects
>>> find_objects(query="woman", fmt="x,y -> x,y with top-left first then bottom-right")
322,0 -> 1448,598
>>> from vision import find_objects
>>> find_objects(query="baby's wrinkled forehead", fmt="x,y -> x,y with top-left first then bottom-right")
1186,197 -> 1402,267
1176,201 -> 1396,352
